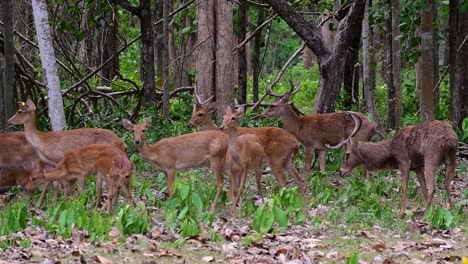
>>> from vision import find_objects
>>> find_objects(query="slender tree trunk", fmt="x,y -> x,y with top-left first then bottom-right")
391,0 -> 402,128
195,0 -> 215,101
433,1 -> 439,107
155,0 -> 164,80
140,0 -> 156,105
385,3 -> 395,129
449,0 -> 459,127
343,29 -> 361,108
162,0 -> 170,118
457,2 -> 468,128
32,0 -> 65,131
215,0 -> 234,120
2,0 -> 16,127
100,11 -> 120,86
362,0 -> 383,132
237,0 -> 248,104
420,0 -> 435,122
252,4 -> 265,103
302,47 -> 315,69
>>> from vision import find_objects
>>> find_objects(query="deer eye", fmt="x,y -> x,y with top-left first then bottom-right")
142,129 -> 146,133
344,153 -> 350,161
232,117 -> 237,121
198,113 -> 203,117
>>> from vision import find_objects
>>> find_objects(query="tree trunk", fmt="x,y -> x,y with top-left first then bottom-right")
215,0 -> 234,120
420,0 -> 435,122
2,0 -> 16,127
140,0 -> 156,105
362,0 -> 383,132
385,3 -> 395,129
449,0 -> 460,127
302,47 -> 315,69
265,0 -> 366,113
100,11 -> 120,86
457,2 -> 468,129
155,0 -> 164,81
391,0 -> 402,128
162,0 -> 170,119
252,4 -> 265,103
433,1 -> 439,107
237,0 -> 248,104
195,0 -> 215,101
343,29 -> 361,108
32,0 -> 65,131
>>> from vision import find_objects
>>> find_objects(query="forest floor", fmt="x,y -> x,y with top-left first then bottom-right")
0,159 -> 467,264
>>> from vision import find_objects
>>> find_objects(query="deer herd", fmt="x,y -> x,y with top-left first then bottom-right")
0,94 -> 460,218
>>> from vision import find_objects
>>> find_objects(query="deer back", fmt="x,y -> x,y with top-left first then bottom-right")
0,132 -> 40,172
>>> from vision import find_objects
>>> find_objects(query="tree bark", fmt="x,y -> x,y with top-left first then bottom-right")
362,0 -> 383,132
100,11 -> 120,86
385,3 -> 395,129
420,0 -> 435,122
155,0 -> 164,80
265,0 -> 366,113
162,0 -> 170,119
391,0 -> 402,128
252,4 -> 265,103
456,2 -> 468,129
2,0 -> 16,127
215,0 -> 234,120
237,0 -> 248,104
195,0 -> 215,101
140,0 -> 156,105
343,28 -> 361,108
449,0 -> 459,127
32,0 -> 65,131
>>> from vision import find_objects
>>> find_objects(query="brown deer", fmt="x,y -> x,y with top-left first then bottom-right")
327,120 -> 458,218
261,93 -> 375,176
122,117 -> 228,213
25,144 -> 133,212
188,99 -> 305,195
7,99 -> 128,206
96,148 -> 135,213
0,168 -> 31,191
220,107 -> 264,208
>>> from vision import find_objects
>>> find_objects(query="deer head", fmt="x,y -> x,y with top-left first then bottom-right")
122,117 -> 151,145
260,94 -> 291,119
8,99 -> 36,125
188,101 -> 217,128
335,138 -> 362,177
219,106 -> 244,130
25,161 -> 47,192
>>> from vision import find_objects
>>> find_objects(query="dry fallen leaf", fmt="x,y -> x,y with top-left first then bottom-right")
94,255 -> 113,264
370,242 -> 387,252
108,227 -> 121,241
357,230 -> 378,239
202,256 -> 214,262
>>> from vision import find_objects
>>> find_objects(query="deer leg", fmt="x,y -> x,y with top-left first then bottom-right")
76,173 -> 87,195
444,155 -> 456,210
95,175 -> 103,210
254,166 -> 264,203
36,182 -> 51,207
284,154 -> 306,196
318,150 -> 326,172
424,162 -> 438,212
122,181 -> 134,207
268,158 -> 287,187
415,167 -> 428,201
166,168 -> 176,197
210,159 -> 225,213
106,181 -> 115,213
236,169 -> 249,208
398,162 -> 411,218
304,147 -> 315,176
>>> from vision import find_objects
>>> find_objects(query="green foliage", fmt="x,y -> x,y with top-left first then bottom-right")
0,202 -> 28,235
346,252 -> 359,264
461,118 -> 468,143
252,187 -> 304,234
118,202 -> 150,235
424,206 -> 456,230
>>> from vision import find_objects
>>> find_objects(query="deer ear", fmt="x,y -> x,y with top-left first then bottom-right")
144,117 -> 152,125
122,118 -> 134,130
225,106 -> 232,114
26,99 -> 36,111
236,106 -> 245,117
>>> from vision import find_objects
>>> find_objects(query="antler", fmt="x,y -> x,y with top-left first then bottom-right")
325,112 -> 362,149
194,86 -> 214,105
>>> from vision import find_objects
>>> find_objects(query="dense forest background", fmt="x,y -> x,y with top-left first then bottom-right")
1,1 -> 468,263
1,0 -> 468,136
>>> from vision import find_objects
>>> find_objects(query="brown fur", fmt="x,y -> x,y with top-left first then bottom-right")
339,120 -> 458,218
0,168 -> 31,189
261,94 -> 375,176
123,117 -> 228,213
220,107 -> 264,208
8,99 -> 128,206
189,103 -> 305,195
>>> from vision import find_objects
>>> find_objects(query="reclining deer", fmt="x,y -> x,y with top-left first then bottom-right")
123,117 -> 228,213
8,99 -> 127,206
220,107 -> 264,208
189,96 -> 305,195
327,120 -> 458,218
261,92 -> 376,177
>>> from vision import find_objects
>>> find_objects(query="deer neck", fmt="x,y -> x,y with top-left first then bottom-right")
279,105 -> 302,136
227,126 -> 241,163
22,114 -> 45,152
200,117 -> 218,131
137,138 -> 154,161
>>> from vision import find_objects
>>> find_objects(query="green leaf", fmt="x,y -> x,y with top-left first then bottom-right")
191,192 -> 203,213
274,206 -> 288,228
59,210 -> 68,230
178,206 -> 189,220
443,210 -> 454,228
180,185 -> 190,201
346,252 -> 359,264
259,209 -> 275,234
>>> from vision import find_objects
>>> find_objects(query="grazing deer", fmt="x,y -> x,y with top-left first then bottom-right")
328,120 -> 458,218
220,107 -> 264,208
122,117 -> 228,213
261,93 -> 375,176
25,144 -> 133,212
0,168 -> 31,191
189,98 -> 305,195
96,148 -> 135,213
8,99 -> 128,206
